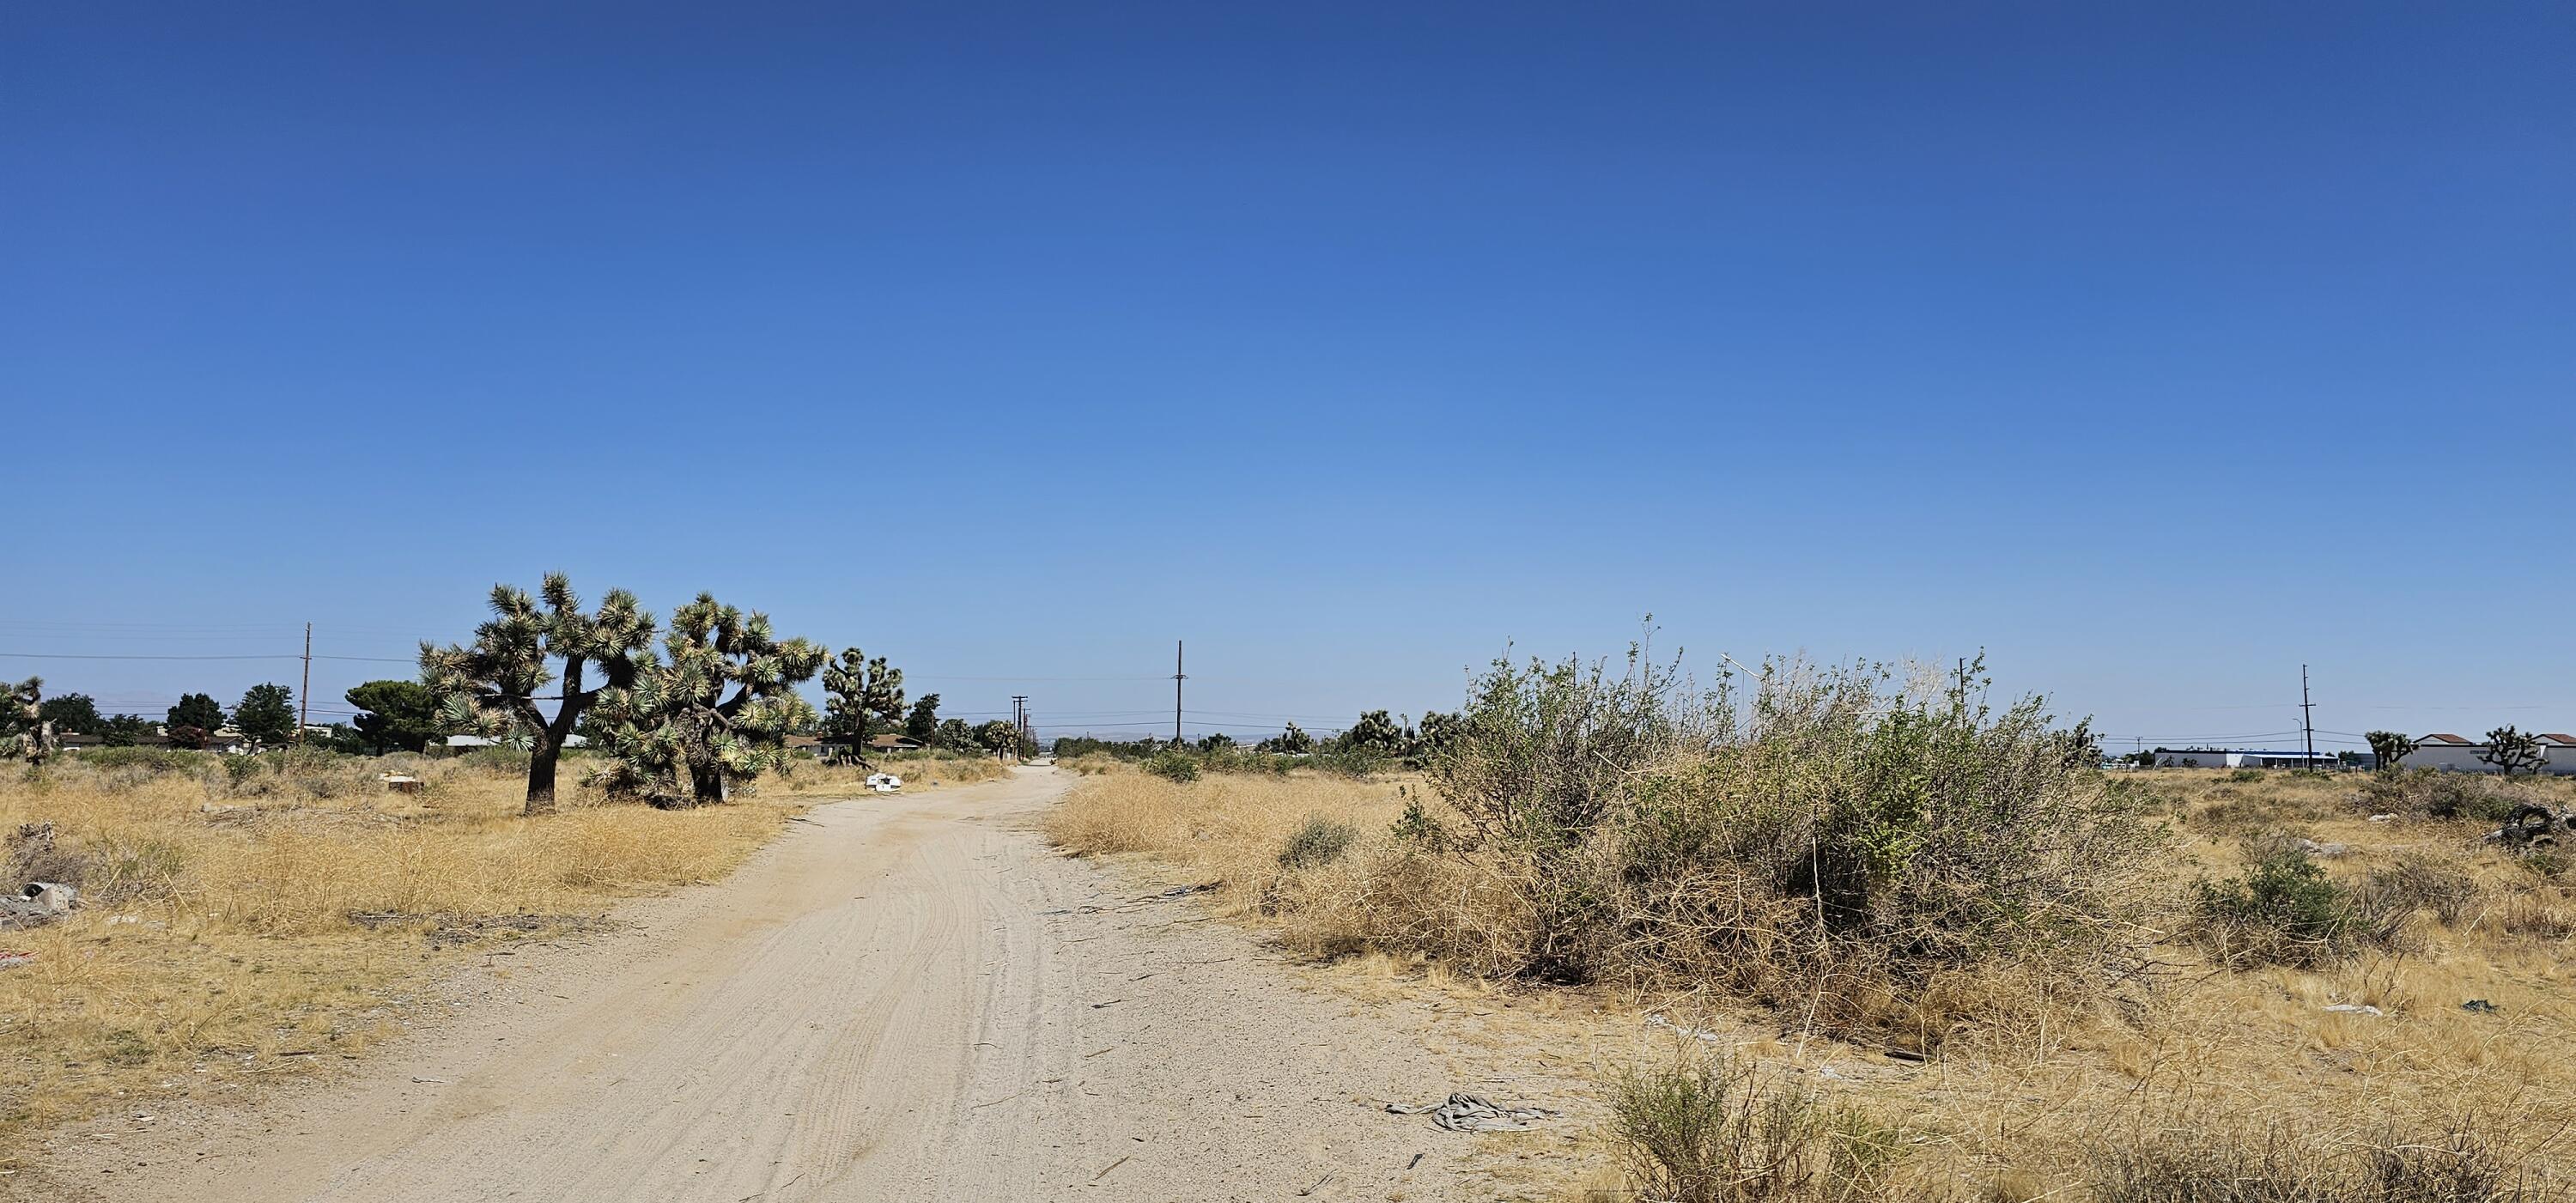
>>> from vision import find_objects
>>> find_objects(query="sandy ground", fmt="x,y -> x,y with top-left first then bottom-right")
12,768 -> 1589,1202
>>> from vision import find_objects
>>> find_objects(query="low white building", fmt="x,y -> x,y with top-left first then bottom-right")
2152,748 -> 2339,769
2405,732 -> 2576,775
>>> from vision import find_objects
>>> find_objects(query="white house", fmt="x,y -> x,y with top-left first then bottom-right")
2152,748 -> 2339,769
445,734 -> 587,750
2405,732 -> 2576,775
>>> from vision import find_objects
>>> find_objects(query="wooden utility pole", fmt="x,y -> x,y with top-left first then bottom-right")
1172,641 -> 1186,744
2301,665 -> 2316,764
297,622 -> 312,745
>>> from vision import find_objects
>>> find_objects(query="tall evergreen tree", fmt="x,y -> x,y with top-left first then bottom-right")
35,692 -> 103,736
233,683 -> 296,748
421,574 -> 656,816
904,694 -> 942,744
166,692 -> 225,746
345,679 -> 439,754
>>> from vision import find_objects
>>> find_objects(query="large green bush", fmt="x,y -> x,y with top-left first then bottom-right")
1419,649 -> 2162,1033
2191,851 -> 2397,968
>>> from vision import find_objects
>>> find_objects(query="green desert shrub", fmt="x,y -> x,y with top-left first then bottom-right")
1142,750 -> 1200,783
1408,648 -> 2161,1036
1276,817 -> 1356,869
2193,851 -> 2397,968
2359,769 -> 2519,823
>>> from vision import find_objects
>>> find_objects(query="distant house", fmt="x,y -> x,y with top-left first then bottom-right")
2407,732 -> 2576,775
445,734 -> 586,750
2151,747 -> 2340,769
868,734 -> 925,755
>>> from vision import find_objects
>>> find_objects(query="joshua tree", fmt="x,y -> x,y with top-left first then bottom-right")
421,574 -> 656,816
590,594 -> 823,807
973,719 -> 1020,763
936,717 -> 976,751
821,648 -> 905,766
1256,721 -> 1314,755
2481,726 -> 2547,776
3,677 -> 61,767
2365,731 -> 2412,772
1340,709 -> 1410,756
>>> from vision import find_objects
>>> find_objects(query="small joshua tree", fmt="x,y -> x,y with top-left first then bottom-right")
1256,721 -> 1314,755
3,677 -> 60,767
421,574 -> 656,816
2481,726 -> 2547,776
1340,709 -> 1410,756
822,648 -> 905,767
2365,731 -> 2412,772
591,594 -> 824,807
974,719 -> 1020,763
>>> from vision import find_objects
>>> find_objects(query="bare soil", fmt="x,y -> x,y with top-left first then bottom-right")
8,768 -> 1578,1201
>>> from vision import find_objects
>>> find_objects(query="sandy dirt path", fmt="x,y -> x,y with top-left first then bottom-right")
25,768 -> 1545,1202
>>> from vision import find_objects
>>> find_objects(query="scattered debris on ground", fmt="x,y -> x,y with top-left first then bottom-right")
345,910 -> 617,948
3,823 -> 86,930
1386,1091 -> 1562,1133
2488,805 -> 2574,848
2,880 -> 76,930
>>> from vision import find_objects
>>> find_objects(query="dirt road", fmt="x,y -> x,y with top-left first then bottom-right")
34,768 -> 1541,1201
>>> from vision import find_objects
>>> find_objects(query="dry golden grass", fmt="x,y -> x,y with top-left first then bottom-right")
1050,763 -> 2576,1200
0,747 -> 967,1163
1042,761 -> 1413,918
769,750 -> 1010,796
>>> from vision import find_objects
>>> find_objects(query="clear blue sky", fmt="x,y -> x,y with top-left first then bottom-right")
6,3 -> 2570,749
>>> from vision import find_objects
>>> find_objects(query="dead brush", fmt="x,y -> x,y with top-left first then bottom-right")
2083,1109 -> 2570,1203
1607,1048 -> 1923,1203
2355,852 -> 2483,929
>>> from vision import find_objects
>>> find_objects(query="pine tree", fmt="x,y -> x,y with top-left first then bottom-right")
421,574 -> 656,816
166,693 -> 225,747
233,683 -> 296,748
591,594 -> 824,807
345,680 -> 439,754
905,694 -> 942,744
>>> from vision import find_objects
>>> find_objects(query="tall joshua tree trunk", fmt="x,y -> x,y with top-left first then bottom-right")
521,657 -> 589,817
421,574 -> 655,819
